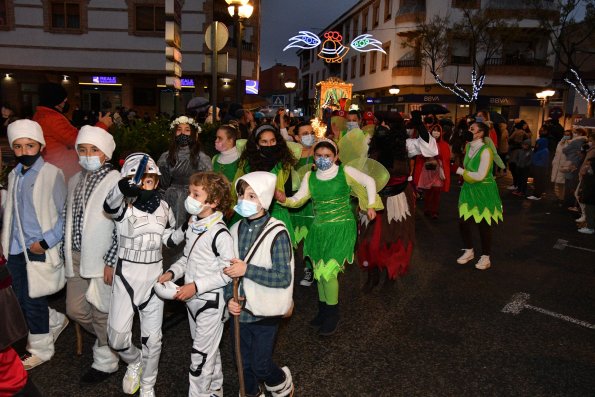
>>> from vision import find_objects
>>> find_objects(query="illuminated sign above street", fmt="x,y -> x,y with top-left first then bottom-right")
92,76 -> 117,84
181,78 -> 194,87
284,31 -> 386,63
246,80 -> 259,95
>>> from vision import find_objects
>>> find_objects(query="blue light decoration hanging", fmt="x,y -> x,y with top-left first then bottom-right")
284,31 -> 386,63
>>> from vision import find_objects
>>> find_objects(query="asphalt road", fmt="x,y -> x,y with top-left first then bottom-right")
23,177 -> 595,397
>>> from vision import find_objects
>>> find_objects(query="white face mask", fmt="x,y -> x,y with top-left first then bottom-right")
406,128 -> 414,137
301,134 -> 315,148
346,121 -> 359,131
78,155 -> 103,172
184,196 -> 204,215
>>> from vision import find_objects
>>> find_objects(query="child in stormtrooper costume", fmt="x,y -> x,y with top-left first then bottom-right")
224,171 -> 295,397
62,125 -> 120,383
1,119 -> 69,371
104,153 -> 182,397
158,172 -> 234,397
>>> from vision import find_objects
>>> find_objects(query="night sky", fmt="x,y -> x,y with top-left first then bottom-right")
260,0 -> 359,69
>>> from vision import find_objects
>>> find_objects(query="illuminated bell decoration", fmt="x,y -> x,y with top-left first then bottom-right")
284,30 -> 386,64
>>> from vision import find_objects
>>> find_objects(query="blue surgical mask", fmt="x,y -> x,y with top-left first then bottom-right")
315,157 -> 334,171
475,116 -> 485,123
301,134 -> 315,148
346,121 -> 359,131
79,155 -> 103,172
234,199 -> 260,218
184,196 -> 204,215
562,135 -> 571,141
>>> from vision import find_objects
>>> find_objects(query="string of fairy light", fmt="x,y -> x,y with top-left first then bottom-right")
565,69 -> 595,102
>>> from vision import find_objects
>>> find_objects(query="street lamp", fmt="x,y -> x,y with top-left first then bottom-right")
285,80 -> 296,113
536,89 -> 555,127
226,0 -> 253,104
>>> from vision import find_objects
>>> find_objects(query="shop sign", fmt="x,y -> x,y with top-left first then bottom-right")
181,78 -> 194,87
92,76 -> 117,84
246,80 -> 259,95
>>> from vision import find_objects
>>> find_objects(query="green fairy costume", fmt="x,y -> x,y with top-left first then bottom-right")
458,143 -> 503,225
213,154 -> 243,226
289,156 -> 314,243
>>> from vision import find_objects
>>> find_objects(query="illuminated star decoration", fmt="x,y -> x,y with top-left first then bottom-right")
284,31 -> 386,63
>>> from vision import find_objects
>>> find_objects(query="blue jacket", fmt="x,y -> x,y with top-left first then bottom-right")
532,138 -> 550,167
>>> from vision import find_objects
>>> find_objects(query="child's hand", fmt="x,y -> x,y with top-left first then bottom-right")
174,282 -> 197,301
29,241 -> 45,255
224,259 -> 247,278
104,265 -> 114,285
456,167 -> 465,175
367,208 -> 377,221
274,189 -> 286,203
228,296 -> 245,316
158,272 -> 173,284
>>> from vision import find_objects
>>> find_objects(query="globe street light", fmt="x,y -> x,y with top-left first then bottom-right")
536,89 -> 555,127
388,85 -> 400,95
226,0 -> 253,104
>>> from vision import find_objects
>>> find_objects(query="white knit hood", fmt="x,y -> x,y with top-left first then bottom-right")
235,171 -> 277,210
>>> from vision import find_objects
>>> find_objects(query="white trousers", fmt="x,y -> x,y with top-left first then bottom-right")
186,290 -> 225,397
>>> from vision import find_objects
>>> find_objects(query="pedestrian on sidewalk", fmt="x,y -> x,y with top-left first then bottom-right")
455,122 -> 504,270
511,139 -> 532,197
527,131 -> 550,201
575,132 -> 595,224
577,158 -> 595,234
1,119 -> 69,370
550,130 -> 572,202
507,120 -> 531,191
62,126 -> 120,384
562,128 -> 588,210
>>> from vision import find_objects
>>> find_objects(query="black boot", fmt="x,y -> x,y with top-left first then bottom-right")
362,268 -> 380,294
319,304 -> 340,336
309,301 -> 326,328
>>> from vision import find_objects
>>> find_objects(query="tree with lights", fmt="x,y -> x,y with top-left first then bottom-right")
403,8 -> 515,109
529,0 -> 595,117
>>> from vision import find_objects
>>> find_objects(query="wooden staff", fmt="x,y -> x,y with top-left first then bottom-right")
233,277 -> 246,397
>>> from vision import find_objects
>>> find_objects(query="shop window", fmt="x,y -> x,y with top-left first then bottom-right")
43,0 -> 87,33
127,0 -> 165,36
381,41 -> 390,70
384,0 -> 392,21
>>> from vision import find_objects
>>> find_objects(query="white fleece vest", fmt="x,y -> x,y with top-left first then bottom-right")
230,218 -> 294,317
1,163 -> 65,297
64,170 -> 120,279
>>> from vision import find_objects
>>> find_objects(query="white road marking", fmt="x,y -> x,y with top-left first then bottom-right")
553,238 -> 595,253
502,292 -> 595,330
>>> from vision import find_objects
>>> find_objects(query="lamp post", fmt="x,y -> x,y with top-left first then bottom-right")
388,85 -> 400,112
536,89 -> 555,128
226,0 -> 253,105
284,80 -> 296,114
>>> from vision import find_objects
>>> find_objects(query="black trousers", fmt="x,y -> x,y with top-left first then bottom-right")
459,217 -> 493,256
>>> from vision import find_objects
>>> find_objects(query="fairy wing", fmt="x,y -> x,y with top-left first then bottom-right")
346,157 -> 390,193
338,129 -> 368,164
236,139 -> 247,155
286,141 -> 303,161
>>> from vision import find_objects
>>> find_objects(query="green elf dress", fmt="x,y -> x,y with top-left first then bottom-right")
458,141 -> 503,225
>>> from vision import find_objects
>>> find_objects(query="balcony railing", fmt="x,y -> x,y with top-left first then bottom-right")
485,0 -> 557,10
229,40 -> 255,52
396,0 -> 426,15
485,57 -> 548,67
395,59 -> 421,67
450,55 -> 471,65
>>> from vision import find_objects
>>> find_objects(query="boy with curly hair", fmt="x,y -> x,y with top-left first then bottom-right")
158,172 -> 234,397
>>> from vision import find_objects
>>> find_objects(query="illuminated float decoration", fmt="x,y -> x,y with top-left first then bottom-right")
284,31 -> 386,63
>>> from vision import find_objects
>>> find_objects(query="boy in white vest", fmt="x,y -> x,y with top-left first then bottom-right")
104,153 -> 182,397
62,125 -> 120,383
1,119 -> 69,370
224,171 -> 295,397
157,172 -> 234,397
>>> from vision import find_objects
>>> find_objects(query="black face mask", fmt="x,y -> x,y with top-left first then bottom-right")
175,134 -> 194,147
259,145 -> 278,158
16,152 -> 41,168
61,102 -> 70,114
464,131 -> 475,142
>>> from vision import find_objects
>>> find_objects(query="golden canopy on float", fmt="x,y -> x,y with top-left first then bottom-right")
316,77 -> 353,117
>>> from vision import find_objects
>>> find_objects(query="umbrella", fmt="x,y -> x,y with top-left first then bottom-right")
186,97 -> 210,112
488,111 -> 507,125
421,104 -> 450,115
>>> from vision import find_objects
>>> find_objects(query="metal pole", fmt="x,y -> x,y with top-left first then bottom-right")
235,9 -> 242,104
211,16 -> 218,122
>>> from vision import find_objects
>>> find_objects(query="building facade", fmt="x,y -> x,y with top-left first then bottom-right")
296,0 -> 562,132
0,0 -> 260,117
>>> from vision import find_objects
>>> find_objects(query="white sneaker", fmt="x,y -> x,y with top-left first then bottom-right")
456,249 -> 474,264
578,227 -> 595,235
300,267 -> 314,287
21,353 -> 47,370
526,195 -> 541,201
122,360 -> 143,394
506,185 -> 517,190
575,216 -> 586,223
475,255 -> 491,270
50,315 -> 69,342
140,388 -> 155,397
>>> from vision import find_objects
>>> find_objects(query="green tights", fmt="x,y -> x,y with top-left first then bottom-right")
317,276 -> 339,305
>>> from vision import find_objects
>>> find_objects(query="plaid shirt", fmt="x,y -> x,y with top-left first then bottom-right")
60,164 -> 119,267
225,213 -> 293,323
